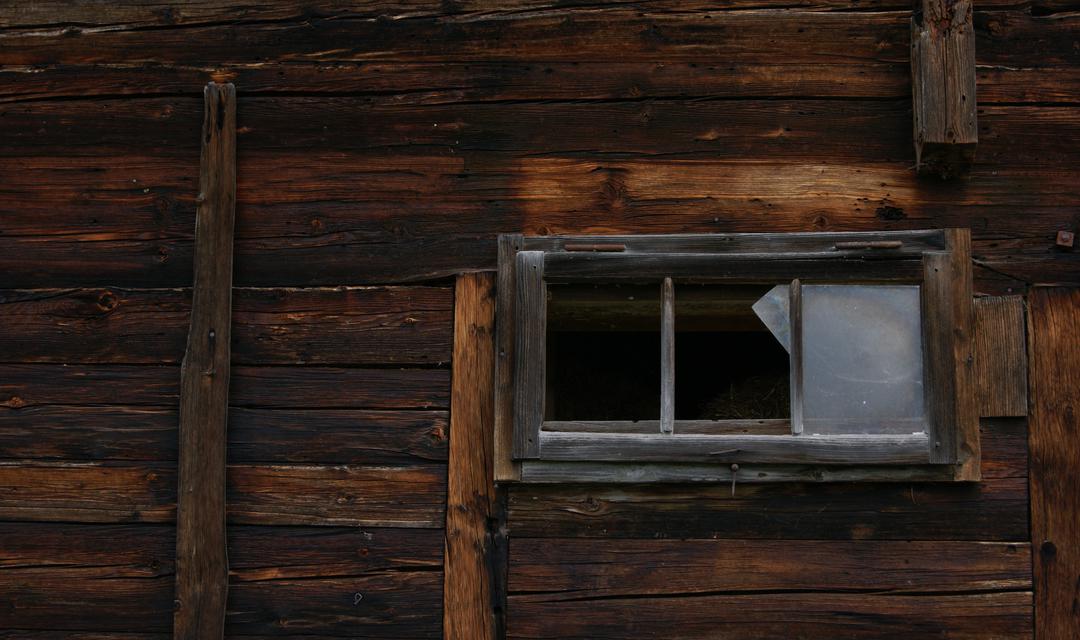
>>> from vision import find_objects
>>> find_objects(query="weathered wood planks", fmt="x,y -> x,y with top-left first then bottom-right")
0,522 -> 445,636
911,0 -> 978,177
974,296 -> 1028,417
174,81 -> 235,640
1027,287 -> 1080,639
444,273 -> 498,640
0,286 -> 453,364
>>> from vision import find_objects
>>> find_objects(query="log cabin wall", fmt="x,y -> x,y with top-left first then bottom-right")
1,0 -> 1077,637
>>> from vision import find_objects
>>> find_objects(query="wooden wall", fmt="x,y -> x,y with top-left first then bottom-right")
2,0 -> 1076,637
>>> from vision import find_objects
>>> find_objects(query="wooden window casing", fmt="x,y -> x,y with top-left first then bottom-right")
494,229 -> 978,483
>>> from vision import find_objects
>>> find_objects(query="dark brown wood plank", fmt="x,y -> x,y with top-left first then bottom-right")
0,286 -> 453,365
974,296 -> 1028,417
174,81 -> 235,640
912,0 -> 978,177
444,273 -> 497,640
0,406 -> 447,464
227,463 -> 447,528
513,251 -> 545,458
0,364 -> 448,409
509,539 -> 1031,596
1027,287 -> 1080,639
507,591 -> 1033,639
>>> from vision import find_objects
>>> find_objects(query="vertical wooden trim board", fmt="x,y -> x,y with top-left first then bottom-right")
1027,287 -> 1080,639
173,82 -> 236,640
512,251 -> 545,458
445,273 -> 498,640
974,296 -> 1028,417
494,234 -> 523,481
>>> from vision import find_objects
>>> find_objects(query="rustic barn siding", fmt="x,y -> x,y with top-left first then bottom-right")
1,0 -> 1073,636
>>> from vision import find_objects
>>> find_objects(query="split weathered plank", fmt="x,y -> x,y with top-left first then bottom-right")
174,81 -> 235,640
974,296 -> 1028,417
0,286 -> 453,364
507,591 -> 1033,639
911,0 -> 978,177
444,273 -> 498,640
1027,287 -> 1080,639
509,539 -> 1031,596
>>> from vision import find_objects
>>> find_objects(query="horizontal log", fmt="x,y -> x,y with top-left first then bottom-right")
0,522 -> 444,634
0,364 -> 449,409
510,419 -> 1028,540
507,591 -> 1033,639
509,539 -> 1031,595
0,406 -> 447,464
0,287 -> 452,364
0,463 -> 446,527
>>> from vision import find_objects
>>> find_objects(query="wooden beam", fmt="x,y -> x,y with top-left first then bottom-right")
1027,287 -> 1080,639
512,251 -> 546,459
911,0 -> 978,178
445,272 -> 498,640
173,81 -> 236,640
974,296 -> 1028,417
494,234 -> 523,481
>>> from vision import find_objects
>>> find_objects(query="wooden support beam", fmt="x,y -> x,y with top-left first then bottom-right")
173,82 -> 236,640
1028,287 -> 1080,639
911,0 -> 978,178
445,272 -> 498,640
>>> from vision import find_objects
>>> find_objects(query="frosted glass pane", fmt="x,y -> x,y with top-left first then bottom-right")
799,285 -> 926,435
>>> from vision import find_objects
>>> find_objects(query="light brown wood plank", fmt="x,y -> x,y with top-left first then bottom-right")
974,296 -> 1028,417
444,273 -> 498,640
174,81 -> 235,640
1027,287 -> 1080,639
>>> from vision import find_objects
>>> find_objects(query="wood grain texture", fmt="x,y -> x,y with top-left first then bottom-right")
974,296 -> 1028,417
495,234 -> 524,481
507,592 -> 1032,639
510,539 -> 1030,596
508,419 -> 1027,540
0,522 -> 444,636
660,277 -> 674,434
444,273 -> 497,640
0,462 -> 446,527
0,364 -> 449,409
912,0 -> 978,177
0,286 -> 452,364
174,81 -> 235,640
512,251 -> 545,458
1027,287 -> 1080,639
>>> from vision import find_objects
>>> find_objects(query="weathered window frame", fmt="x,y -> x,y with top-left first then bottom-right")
494,229 -> 978,484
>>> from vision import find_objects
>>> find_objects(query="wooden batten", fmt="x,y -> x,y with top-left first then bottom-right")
974,296 -> 1028,417
445,273 -> 498,640
173,82 -> 236,640
911,0 -> 978,178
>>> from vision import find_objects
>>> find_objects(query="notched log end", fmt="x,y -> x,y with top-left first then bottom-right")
915,142 -> 977,180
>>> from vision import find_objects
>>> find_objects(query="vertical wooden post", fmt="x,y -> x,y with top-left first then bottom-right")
660,277 -> 675,435
174,82 -> 236,640
513,251 -> 546,458
789,279 -> 803,435
1027,287 -> 1080,639
911,0 -> 978,178
445,272 -> 498,640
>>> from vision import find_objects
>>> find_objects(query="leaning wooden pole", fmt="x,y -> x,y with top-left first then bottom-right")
174,81 -> 236,640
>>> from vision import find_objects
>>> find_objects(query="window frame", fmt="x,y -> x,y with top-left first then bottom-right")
494,229 -> 978,484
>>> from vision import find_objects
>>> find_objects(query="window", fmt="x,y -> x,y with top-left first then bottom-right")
494,230 -> 978,483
